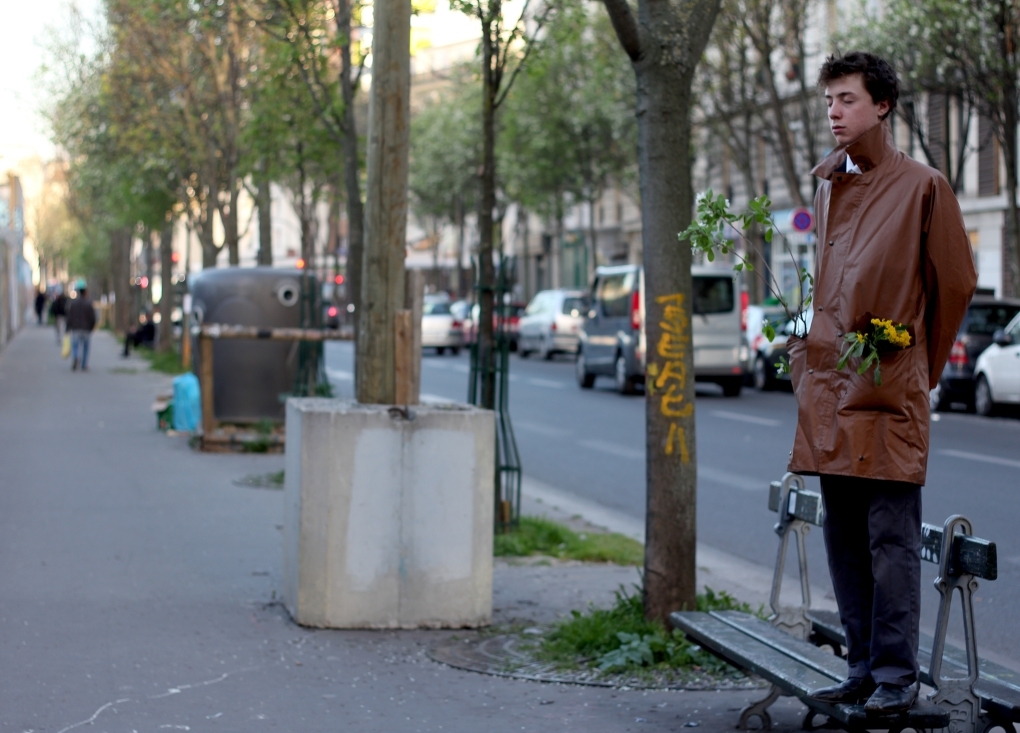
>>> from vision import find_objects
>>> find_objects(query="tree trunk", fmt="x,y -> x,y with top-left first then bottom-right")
144,228 -> 155,311
257,166 -> 273,266
1002,92 -> 1020,297
456,193 -> 467,298
337,0 -> 364,370
355,0 -> 410,405
476,13 -> 498,411
588,195 -> 599,281
111,227 -> 133,335
520,205 -> 531,302
223,185 -> 240,266
159,222 -> 174,353
603,0 -> 720,622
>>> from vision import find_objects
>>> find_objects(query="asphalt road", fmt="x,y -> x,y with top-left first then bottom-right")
325,342 -> 1020,666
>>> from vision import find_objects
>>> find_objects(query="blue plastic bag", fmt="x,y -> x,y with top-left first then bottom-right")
172,372 -> 202,432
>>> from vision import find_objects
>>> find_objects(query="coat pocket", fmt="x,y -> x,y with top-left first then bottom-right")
838,347 -> 923,414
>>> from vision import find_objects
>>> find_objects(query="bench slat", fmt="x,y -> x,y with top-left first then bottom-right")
920,524 -> 997,579
671,610 -> 839,695
672,611 -> 950,730
710,611 -> 847,679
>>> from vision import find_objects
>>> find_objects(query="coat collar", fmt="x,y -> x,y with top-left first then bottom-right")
812,121 -> 895,180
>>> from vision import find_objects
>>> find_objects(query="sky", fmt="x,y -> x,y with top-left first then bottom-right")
0,0 -> 100,173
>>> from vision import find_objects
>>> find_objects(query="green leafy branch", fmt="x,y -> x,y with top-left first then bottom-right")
679,190 -> 815,373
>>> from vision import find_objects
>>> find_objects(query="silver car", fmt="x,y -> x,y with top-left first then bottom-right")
421,300 -> 463,355
518,289 -> 586,359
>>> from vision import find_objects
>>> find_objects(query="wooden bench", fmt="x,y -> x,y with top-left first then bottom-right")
671,473 -> 1018,733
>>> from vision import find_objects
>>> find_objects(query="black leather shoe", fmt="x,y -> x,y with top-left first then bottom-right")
809,677 -> 877,704
864,683 -> 918,713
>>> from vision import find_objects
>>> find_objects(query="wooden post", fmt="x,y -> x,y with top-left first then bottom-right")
394,310 -> 413,405
355,0 -> 411,405
199,334 -> 216,435
181,313 -> 192,370
404,269 -> 424,405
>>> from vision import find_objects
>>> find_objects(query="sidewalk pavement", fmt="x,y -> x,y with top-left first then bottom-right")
0,326 -> 811,732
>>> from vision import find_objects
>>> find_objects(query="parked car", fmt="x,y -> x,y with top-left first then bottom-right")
931,296 -> 1020,411
752,309 -> 815,390
972,311 -> 1020,415
421,300 -> 463,355
518,289 -> 586,358
575,264 -> 745,396
744,303 -> 790,390
463,300 -> 526,350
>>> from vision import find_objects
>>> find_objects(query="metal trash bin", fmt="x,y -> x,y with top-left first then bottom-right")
190,267 -> 316,422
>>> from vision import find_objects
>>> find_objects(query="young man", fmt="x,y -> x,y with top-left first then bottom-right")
787,52 -> 977,712
66,282 -> 98,372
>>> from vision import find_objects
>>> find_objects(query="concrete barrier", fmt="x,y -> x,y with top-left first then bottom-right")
283,399 -> 494,628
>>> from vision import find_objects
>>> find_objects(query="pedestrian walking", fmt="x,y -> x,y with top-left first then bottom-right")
66,282 -> 98,372
790,52 -> 977,713
34,289 -> 46,325
50,289 -> 68,344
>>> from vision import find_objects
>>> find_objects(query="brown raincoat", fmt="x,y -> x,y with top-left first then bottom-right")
787,122 -> 977,486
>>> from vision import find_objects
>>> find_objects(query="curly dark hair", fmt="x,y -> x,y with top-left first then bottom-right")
818,51 -> 899,120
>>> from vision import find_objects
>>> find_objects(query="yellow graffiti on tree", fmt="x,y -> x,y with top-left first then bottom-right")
654,293 -> 692,462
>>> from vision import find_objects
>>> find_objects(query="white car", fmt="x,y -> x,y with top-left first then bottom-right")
972,312 -> 1020,416
518,289 -> 586,359
421,300 -> 463,355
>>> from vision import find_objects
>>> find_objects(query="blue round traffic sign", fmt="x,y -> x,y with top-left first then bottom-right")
791,208 -> 815,233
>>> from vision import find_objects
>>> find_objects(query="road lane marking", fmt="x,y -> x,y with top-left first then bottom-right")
938,449 -> 1020,469
526,378 -> 565,389
515,420 -> 573,438
420,393 -> 457,404
574,439 -> 766,491
710,410 -> 782,427
326,368 -> 353,381
699,466 -> 767,492
576,439 -> 644,460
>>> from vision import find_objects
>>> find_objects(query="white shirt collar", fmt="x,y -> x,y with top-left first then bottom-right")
845,154 -> 863,175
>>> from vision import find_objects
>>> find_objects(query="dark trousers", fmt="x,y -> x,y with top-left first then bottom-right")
820,475 -> 922,687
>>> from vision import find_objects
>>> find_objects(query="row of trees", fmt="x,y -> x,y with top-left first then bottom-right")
41,0 -> 359,340
848,0 -> 1020,295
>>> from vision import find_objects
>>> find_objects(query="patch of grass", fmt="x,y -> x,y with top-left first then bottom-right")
540,585 -> 759,674
242,419 -> 278,453
234,470 -> 285,489
494,516 -> 644,565
136,346 -> 188,375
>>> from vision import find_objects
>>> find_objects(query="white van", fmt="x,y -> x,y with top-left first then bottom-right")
577,265 -> 745,396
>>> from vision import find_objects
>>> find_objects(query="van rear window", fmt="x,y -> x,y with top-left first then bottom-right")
966,304 -> 1020,335
600,273 -> 635,317
694,276 -> 734,314
562,297 -> 585,316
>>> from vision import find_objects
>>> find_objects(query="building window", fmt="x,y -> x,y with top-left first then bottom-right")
978,114 -> 999,197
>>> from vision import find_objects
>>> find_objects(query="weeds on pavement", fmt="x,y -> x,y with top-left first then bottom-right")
135,346 -> 188,375
540,585 -> 760,674
494,516 -> 643,565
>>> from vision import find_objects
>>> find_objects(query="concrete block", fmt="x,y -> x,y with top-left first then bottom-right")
283,399 -> 494,628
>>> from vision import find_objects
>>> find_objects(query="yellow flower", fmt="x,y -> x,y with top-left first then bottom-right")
856,332 -> 865,343
889,328 -> 911,348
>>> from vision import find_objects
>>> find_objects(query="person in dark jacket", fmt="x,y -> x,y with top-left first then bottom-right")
50,290 -> 68,344
122,311 -> 156,356
66,283 -> 98,371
